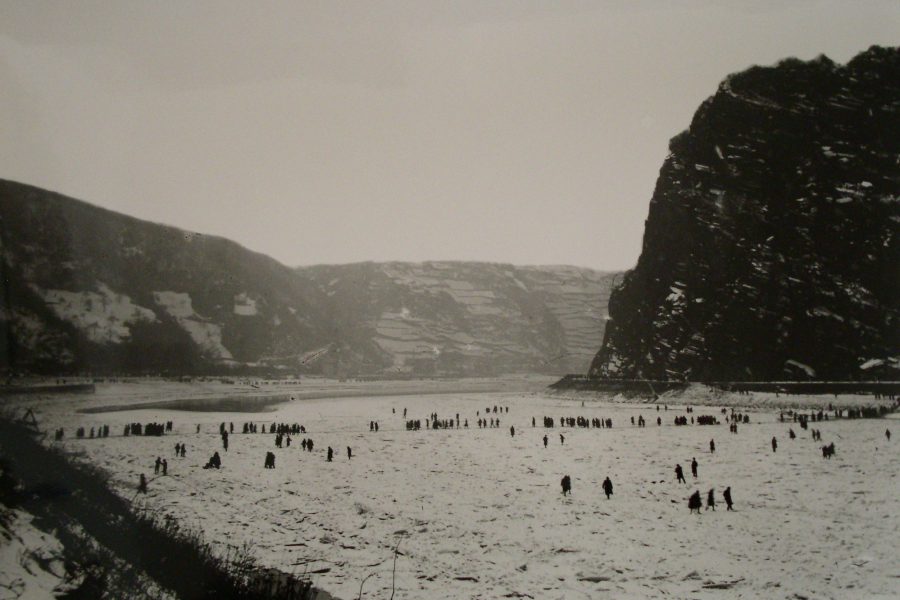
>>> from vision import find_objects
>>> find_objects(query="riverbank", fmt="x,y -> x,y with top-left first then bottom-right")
0,418 -> 329,600
551,380 -> 900,411
4,375 -> 553,414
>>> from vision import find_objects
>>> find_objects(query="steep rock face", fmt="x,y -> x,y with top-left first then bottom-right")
298,262 -> 616,376
590,46 -> 900,381
0,180 -> 333,374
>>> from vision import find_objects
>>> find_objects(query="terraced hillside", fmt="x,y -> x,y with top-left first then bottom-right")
298,262 -> 617,376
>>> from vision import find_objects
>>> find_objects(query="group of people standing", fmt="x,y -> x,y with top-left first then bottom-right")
559,475 -> 615,500
688,488 -> 733,512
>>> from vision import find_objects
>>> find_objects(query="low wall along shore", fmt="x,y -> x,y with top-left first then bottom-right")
550,375 -> 900,397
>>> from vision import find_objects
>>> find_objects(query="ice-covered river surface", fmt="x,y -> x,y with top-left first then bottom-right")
41,390 -> 900,599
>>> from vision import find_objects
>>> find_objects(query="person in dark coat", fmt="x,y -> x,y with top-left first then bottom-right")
771,437 -> 778,452
723,486 -> 734,511
789,428 -> 796,439
691,458 -> 698,478
155,457 -> 161,474
688,490 -> 702,514
675,464 -> 686,484
709,439 -> 715,453
559,434 -> 565,445
543,435 -> 548,448
561,475 -> 572,496
602,476 -> 613,499
203,451 -> 221,469
510,425 -> 515,437
162,459 -> 168,476
886,429 -> 891,441
327,446 -> 333,462
138,474 -> 148,494
347,446 -> 352,460
706,488 -> 715,511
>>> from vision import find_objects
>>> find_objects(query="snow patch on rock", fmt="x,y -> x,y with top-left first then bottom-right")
153,291 -> 233,360
35,283 -> 157,344
233,292 -> 258,316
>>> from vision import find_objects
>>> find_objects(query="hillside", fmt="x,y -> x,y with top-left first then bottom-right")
298,262 -> 616,376
0,180 -> 616,376
0,180 -> 335,374
590,46 -> 900,381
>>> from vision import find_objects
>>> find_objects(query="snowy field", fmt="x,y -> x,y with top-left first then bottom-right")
20,385 -> 900,600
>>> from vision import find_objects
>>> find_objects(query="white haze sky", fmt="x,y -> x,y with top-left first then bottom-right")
2,1 -> 897,271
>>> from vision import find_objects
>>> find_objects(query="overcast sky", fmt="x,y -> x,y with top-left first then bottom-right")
2,1 -> 897,270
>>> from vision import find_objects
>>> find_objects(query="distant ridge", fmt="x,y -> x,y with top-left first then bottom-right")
0,180 -> 619,376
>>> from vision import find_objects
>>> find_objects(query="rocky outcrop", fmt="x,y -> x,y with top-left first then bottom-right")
0,180 -> 617,376
590,46 -> 900,381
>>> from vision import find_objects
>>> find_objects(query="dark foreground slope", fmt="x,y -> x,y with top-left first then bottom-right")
590,46 -> 900,381
0,418 -> 320,599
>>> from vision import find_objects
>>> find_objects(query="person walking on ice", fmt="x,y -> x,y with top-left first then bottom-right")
327,446 -> 333,462
709,439 -> 715,453
706,488 -> 715,511
887,429 -> 891,441
691,458 -> 698,478
723,486 -> 734,511
675,464 -> 686,484
561,475 -> 572,496
510,425 -> 515,437
771,437 -> 778,452
602,476 -> 613,499
688,490 -> 702,514
138,474 -> 148,494
543,434 -> 548,448
347,446 -> 352,460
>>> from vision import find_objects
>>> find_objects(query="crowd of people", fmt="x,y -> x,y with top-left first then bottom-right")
90,396 -> 893,521
125,422 -> 170,436
73,425 -> 111,438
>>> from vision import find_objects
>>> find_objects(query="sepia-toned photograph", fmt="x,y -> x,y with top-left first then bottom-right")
1,2 -> 898,599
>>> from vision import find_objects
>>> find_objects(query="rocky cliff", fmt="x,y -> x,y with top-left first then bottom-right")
590,46 -> 900,381
0,180 -> 616,376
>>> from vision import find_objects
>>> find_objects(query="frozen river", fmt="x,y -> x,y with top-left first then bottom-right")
37,388 -> 900,599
